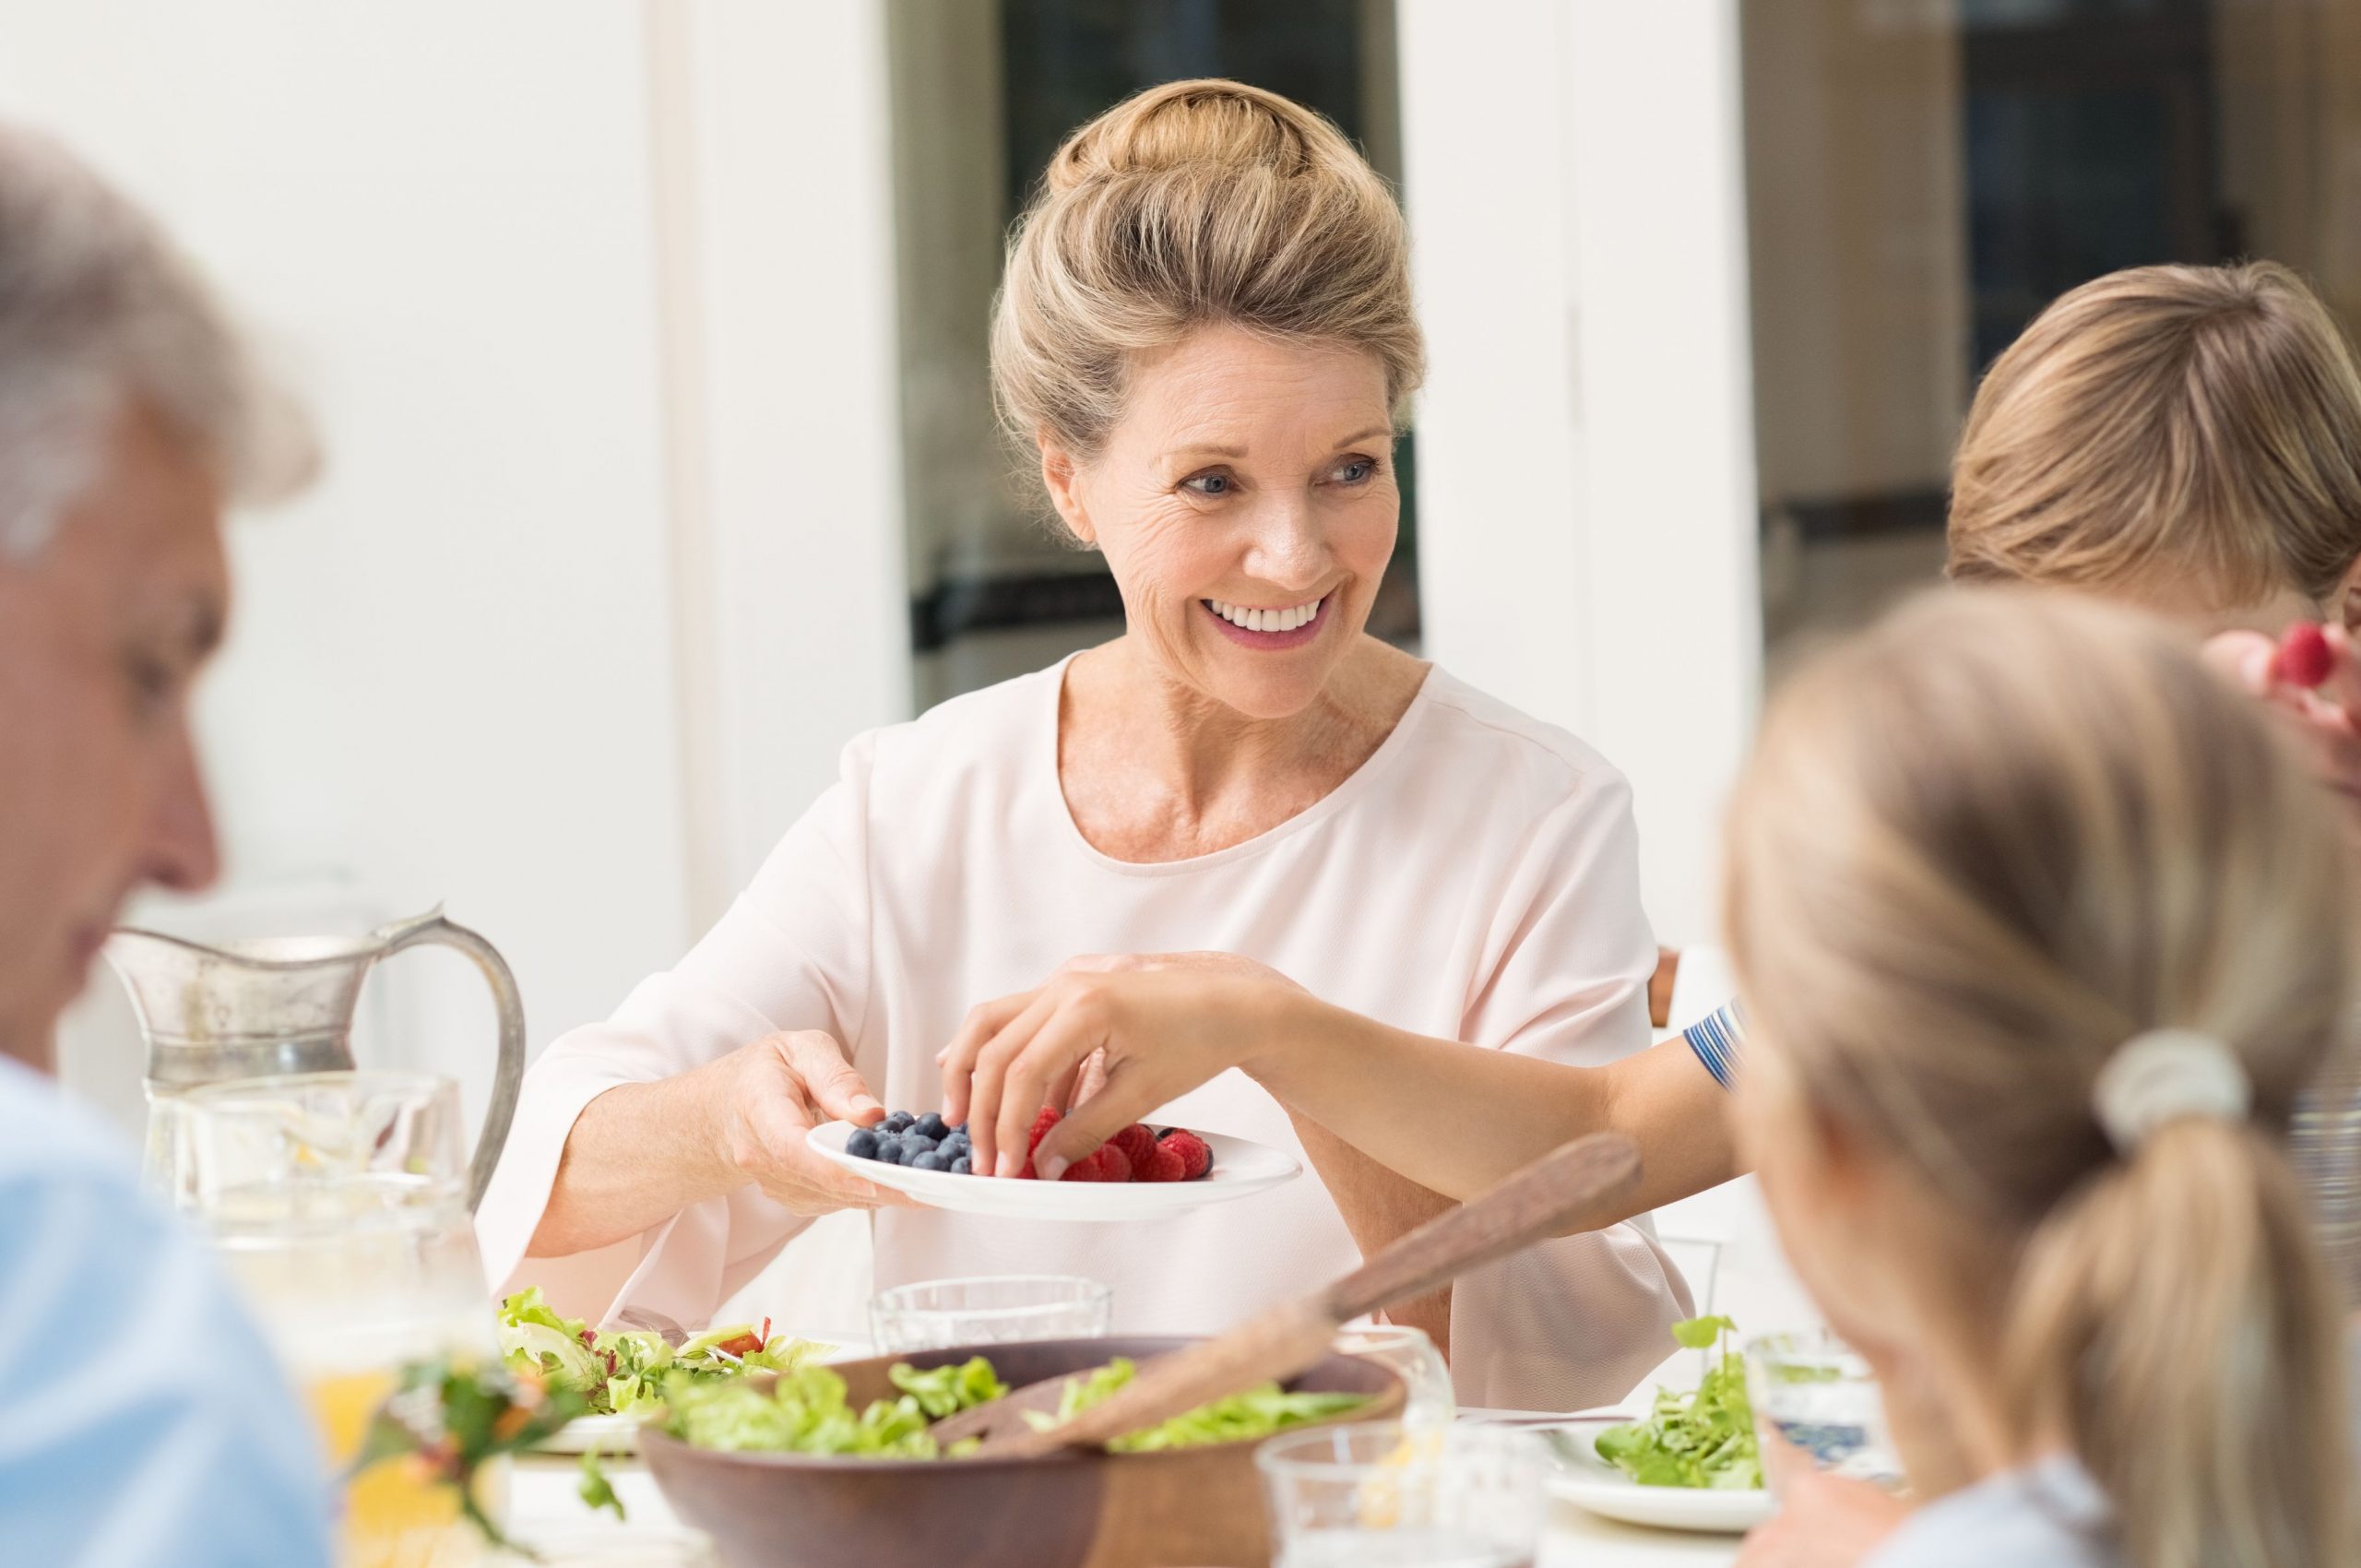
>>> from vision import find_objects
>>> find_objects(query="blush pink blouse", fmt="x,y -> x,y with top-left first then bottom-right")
477,659 -> 1691,1409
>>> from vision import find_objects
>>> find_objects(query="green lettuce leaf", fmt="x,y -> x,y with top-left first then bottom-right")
1021,1357 -> 1368,1453
1594,1316 -> 1762,1490
657,1357 -> 1003,1459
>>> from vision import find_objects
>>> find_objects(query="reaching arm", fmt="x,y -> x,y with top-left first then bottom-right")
942,957 -> 1744,1228
1252,994 -> 1742,1220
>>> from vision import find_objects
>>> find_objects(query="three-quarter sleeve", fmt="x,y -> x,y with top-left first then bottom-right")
1448,765 -> 1695,1409
473,737 -> 878,1324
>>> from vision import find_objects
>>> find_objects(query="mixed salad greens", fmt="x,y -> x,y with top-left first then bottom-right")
1593,1315 -> 1762,1490
658,1357 -> 1009,1459
497,1287 -> 823,1419
1026,1357 -> 1370,1454
645,1351 -> 1368,1461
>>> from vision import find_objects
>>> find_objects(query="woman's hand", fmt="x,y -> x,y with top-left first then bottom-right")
2204,624 -> 2361,833
702,1030 -> 910,1216
938,953 -> 1308,1180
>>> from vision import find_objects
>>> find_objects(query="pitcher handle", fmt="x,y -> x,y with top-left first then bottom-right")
380,913 -> 527,1212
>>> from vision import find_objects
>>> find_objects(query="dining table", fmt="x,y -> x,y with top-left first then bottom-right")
505,1424 -> 1750,1568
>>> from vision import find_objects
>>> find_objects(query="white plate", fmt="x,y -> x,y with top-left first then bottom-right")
809,1122 -> 1299,1219
532,1337 -> 868,1455
1542,1419 -> 1773,1535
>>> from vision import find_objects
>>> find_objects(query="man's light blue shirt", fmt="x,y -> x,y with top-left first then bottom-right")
0,1056 -> 333,1567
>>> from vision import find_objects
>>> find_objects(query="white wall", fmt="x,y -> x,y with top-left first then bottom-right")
6,0 -> 689,1135
1398,0 -> 1762,947
13,1 -> 914,1159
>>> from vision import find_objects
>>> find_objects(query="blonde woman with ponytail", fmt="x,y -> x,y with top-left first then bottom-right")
1726,588 -> 2356,1568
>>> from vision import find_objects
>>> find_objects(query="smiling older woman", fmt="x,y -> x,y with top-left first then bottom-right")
476,79 -> 1688,1409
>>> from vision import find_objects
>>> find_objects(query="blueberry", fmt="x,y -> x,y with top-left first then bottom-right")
915,1111 -> 949,1141
874,1139 -> 908,1166
943,1131 -> 971,1153
847,1128 -> 881,1159
904,1134 -> 938,1158
910,1150 -> 950,1172
883,1111 -> 916,1134
949,1156 -> 972,1176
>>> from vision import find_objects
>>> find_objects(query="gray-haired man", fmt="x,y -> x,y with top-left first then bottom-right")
0,125 -> 331,1565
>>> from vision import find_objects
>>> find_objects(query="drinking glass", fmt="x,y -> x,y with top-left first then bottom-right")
1256,1421 -> 1548,1568
868,1275 -> 1113,1351
1743,1328 -> 1905,1498
1334,1324 -> 1455,1431
168,1071 -> 504,1568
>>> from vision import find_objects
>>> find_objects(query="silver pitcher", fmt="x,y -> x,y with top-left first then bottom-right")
104,906 -> 525,1209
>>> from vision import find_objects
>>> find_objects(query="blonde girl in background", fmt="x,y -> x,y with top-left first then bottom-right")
1726,588 -> 2355,1568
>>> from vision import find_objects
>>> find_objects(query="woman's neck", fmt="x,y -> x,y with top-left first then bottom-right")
1056,633 -> 1427,862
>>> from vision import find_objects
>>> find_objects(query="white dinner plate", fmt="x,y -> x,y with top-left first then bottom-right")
533,1336 -> 868,1455
1541,1419 -> 1774,1534
808,1122 -> 1299,1219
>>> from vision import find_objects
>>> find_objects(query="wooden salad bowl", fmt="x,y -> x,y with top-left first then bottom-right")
641,1335 -> 1405,1568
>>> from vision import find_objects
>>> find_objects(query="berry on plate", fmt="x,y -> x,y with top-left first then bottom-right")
1134,1143 -> 1187,1182
1159,1128 -> 1214,1181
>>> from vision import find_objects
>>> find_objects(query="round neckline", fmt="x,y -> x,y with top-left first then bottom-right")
1043,650 -> 1440,878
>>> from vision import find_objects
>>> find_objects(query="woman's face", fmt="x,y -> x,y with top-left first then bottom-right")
1042,325 -> 1399,720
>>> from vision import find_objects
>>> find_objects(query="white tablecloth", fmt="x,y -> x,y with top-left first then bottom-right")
508,1452 -> 1746,1568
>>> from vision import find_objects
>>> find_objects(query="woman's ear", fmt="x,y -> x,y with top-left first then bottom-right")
1039,437 -> 1097,547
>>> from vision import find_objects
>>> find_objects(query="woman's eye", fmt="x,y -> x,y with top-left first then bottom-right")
1330,457 -> 1377,484
1183,471 -> 1233,497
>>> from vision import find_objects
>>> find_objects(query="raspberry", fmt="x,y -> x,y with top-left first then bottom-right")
2280,622 -> 2335,689
1111,1123 -> 1158,1170
1134,1143 -> 1186,1182
1028,1107 -> 1063,1150
1158,1129 -> 1213,1181
1055,1144 -> 1123,1182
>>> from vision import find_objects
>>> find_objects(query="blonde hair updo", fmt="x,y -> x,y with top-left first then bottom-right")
991,78 -> 1423,477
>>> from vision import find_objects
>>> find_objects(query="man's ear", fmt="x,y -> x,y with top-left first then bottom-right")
1039,437 -> 1096,547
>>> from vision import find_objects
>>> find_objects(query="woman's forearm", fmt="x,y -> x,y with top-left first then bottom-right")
1282,1110 -> 1460,1355
1245,995 -> 1741,1219
526,1069 -> 740,1258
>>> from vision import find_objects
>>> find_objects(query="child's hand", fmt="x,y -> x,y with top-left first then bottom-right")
2204,624 -> 2361,834
1735,1469 -> 1910,1567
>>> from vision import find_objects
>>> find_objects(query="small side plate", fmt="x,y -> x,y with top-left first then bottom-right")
1541,1419 -> 1774,1535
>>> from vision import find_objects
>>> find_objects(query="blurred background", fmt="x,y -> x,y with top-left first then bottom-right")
10,0 -> 2360,1331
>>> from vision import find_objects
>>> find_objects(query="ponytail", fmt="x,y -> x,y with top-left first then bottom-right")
2002,1120 -> 2353,1568
1725,590 -> 2361,1568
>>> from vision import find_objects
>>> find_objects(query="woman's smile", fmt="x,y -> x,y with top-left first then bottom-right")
1201,592 -> 1330,649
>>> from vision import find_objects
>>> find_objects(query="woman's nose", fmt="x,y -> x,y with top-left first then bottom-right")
1240,494 -> 1329,593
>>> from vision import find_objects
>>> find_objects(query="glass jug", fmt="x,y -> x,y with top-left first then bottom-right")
105,906 -> 524,1208
165,1070 -> 505,1568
